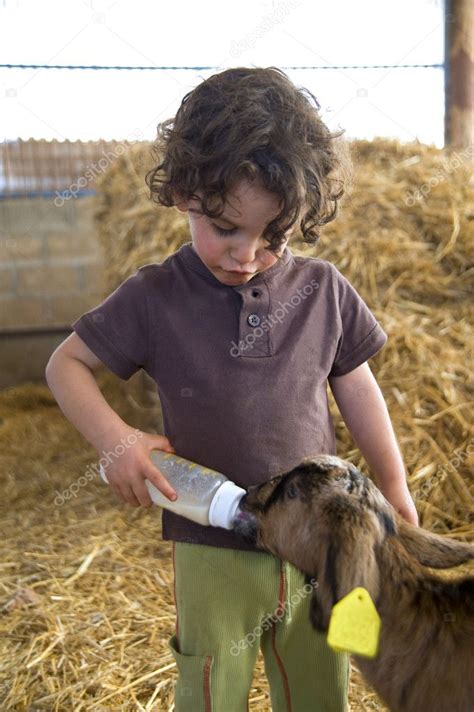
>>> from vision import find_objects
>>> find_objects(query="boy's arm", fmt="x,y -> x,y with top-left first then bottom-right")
45,332 -> 177,506
45,332 -> 135,452
328,361 -> 419,526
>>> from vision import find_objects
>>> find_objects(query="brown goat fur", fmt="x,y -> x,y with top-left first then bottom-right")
233,455 -> 474,712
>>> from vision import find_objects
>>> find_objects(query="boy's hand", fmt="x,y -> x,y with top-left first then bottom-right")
100,427 -> 177,508
380,480 -> 419,527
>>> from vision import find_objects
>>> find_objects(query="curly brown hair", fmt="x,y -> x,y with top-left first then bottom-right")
145,66 -> 352,253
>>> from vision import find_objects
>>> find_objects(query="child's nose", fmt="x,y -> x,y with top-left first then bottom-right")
230,238 -> 260,265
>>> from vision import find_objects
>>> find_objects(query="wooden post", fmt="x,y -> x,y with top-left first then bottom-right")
444,0 -> 474,151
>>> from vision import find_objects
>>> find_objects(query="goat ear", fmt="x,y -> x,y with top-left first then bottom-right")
398,518 -> 474,568
306,530 -> 381,633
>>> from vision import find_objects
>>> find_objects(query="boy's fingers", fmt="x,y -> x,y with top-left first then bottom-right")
150,439 -> 175,454
132,479 -> 154,508
163,440 -> 176,453
115,482 -> 140,507
146,466 -> 177,501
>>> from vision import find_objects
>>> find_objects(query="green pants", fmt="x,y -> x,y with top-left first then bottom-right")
169,542 -> 349,712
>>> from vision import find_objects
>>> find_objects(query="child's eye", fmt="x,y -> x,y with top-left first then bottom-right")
212,224 -> 237,236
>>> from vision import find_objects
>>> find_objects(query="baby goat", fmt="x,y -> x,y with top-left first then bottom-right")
233,455 -> 474,712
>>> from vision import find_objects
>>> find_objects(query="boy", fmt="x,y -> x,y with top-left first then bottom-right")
46,67 -> 418,711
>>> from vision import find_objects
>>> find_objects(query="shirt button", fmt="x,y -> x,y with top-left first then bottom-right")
247,313 -> 261,327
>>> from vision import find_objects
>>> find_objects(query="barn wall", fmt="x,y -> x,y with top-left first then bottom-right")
0,196 -> 103,388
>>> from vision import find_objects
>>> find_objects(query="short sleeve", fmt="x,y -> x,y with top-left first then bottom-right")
72,270 -> 149,380
329,266 -> 387,377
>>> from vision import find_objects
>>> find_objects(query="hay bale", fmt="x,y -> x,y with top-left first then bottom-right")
93,142 -> 189,296
93,138 -> 473,302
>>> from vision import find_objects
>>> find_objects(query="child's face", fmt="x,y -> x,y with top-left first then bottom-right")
176,179 -> 290,286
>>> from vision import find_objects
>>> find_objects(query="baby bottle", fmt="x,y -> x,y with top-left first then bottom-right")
99,450 -> 246,530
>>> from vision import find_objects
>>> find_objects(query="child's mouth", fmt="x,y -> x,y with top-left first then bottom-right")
227,269 -> 256,276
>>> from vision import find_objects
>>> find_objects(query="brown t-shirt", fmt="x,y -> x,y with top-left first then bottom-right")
72,241 -> 387,553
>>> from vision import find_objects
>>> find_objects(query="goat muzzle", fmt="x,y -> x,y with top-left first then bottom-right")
233,503 -> 259,545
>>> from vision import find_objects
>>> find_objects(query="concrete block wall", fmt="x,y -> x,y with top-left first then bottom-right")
0,196 -> 105,387
0,196 -> 103,328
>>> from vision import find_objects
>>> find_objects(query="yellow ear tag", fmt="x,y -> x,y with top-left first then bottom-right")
327,587 -> 381,658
